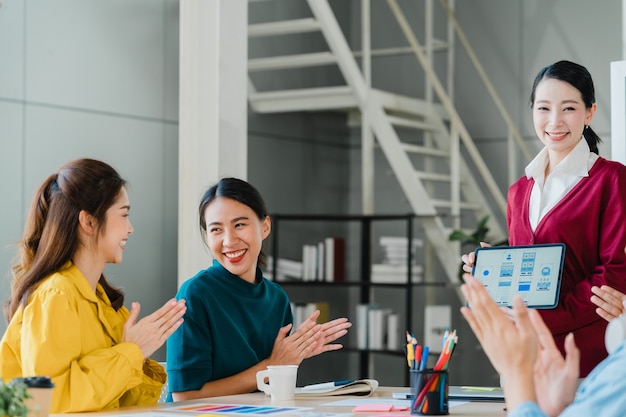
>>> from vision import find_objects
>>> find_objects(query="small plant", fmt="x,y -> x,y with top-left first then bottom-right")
0,379 -> 30,417
448,215 -> 508,281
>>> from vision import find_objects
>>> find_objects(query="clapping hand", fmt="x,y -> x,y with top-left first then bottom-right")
299,310 -> 351,358
591,285 -> 626,322
123,298 -> 187,358
530,308 -> 579,417
268,310 -> 351,365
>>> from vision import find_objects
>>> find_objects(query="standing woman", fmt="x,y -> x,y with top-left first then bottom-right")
463,60 -> 626,376
166,177 -> 352,400
0,158 -> 187,412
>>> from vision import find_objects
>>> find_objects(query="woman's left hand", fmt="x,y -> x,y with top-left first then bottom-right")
297,310 -> 352,359
307,310 -> 352,358
591,285 -> 626,322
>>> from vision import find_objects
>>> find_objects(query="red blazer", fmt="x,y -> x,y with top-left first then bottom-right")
507,157 -> 626,376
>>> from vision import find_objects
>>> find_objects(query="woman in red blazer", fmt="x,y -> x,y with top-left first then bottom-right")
463,60 -> 626,377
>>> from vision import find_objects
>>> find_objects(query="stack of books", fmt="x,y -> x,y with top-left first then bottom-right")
264,257 -> 303,282
371,236 -> 423,283
356,303 -> 400,350
380,236 -> 423,265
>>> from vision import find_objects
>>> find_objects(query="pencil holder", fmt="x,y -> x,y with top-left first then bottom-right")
410,369 -> 449,415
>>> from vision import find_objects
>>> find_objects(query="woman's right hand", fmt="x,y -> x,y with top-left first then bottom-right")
123,298 -> 187,358
460,242 -> 491,273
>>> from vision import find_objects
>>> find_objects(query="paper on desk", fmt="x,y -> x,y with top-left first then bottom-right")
324,398 -> 468,409
159,403 -> 313,416
110,414 -> 186,417
323,398 -> 410,407
353,404 -> 409,412
461,386 -> 501,391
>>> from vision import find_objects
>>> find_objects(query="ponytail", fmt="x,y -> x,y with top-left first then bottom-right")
583,125 -> 602,155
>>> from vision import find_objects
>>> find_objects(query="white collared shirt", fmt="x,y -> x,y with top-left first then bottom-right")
525,138 -> 598,231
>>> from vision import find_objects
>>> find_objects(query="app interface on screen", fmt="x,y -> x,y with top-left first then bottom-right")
474,246 -> 563,307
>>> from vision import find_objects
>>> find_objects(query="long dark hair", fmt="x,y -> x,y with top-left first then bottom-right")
198,177 -> 270,268
6,158 -> 126,321
529,60 -> 602,154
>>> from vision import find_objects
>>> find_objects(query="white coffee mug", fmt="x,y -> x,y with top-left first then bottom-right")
256,365 -> 298,401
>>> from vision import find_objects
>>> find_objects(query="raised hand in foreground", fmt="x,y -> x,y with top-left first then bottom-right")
460,273 -> 579,416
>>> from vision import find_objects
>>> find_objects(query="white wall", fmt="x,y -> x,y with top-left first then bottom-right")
0,0 -> 180,360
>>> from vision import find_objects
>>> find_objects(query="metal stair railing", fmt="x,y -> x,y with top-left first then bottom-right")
247,0 -> 521,290
387,0 -> 507,217
437,0 -> 533,175
307,0 -> 464,288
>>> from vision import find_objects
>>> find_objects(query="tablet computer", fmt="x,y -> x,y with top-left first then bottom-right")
471,243 -> 566,309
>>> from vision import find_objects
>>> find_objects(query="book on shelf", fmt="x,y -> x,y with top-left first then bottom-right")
317,240 -> 325,282
356,303 -> 377,349
295,379 -> 379,397
324,237 -> 345,282
302,244 -> 318,281
386,313 -> 400,350
299,237 -> 345,282
356,303 -> 398,350
368,307 -> 391,350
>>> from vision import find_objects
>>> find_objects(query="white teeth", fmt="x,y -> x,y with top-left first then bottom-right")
225,249 -> 245,258
120,241 -> 127,247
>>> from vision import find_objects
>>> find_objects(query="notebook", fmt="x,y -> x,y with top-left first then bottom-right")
295,379 -> 379,397
448,386 -> 505,402
392,385 -> 505,402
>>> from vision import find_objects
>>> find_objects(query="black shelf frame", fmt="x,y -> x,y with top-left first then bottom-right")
269,213 -> 441,384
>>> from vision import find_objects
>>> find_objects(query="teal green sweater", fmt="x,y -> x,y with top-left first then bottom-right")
166,260 -> 292,396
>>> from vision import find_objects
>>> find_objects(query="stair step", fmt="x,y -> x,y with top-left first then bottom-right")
249,52 -> 336,72
249,86 -> 356,113
431,199 -> 482,210
249,85 -> 448,121
353,39 -> 449,57
401,143 -> 449,158
248,18 -> 321,37
387,115 -> 437,131
373,90 -> 448,121
415,171 -> 451,182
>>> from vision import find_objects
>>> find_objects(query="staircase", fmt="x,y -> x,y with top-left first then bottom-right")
247,0 -> 529,287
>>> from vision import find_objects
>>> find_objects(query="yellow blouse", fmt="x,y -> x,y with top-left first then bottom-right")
0,262 -> 166,413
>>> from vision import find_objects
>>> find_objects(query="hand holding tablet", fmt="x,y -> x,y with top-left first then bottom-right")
471,243 -> 566,309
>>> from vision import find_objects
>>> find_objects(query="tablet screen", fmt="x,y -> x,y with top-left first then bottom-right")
471,244 -> 566,309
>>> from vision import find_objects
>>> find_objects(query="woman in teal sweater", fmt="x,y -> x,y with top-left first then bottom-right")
166,178 -> 351,400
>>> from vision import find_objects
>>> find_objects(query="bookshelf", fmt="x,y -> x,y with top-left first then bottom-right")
266,214 -> 446,385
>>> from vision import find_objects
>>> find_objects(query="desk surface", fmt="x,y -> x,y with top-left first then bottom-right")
58,387 -> 507,417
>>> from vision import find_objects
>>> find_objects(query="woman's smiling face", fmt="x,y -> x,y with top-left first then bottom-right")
532,77 -> 596,164
203,196 -> 270,283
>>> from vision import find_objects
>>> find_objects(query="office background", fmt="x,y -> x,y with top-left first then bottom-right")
0,0 -> 622,385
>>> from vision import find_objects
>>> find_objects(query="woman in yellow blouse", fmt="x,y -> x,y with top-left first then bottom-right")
0,158 -> 186,413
